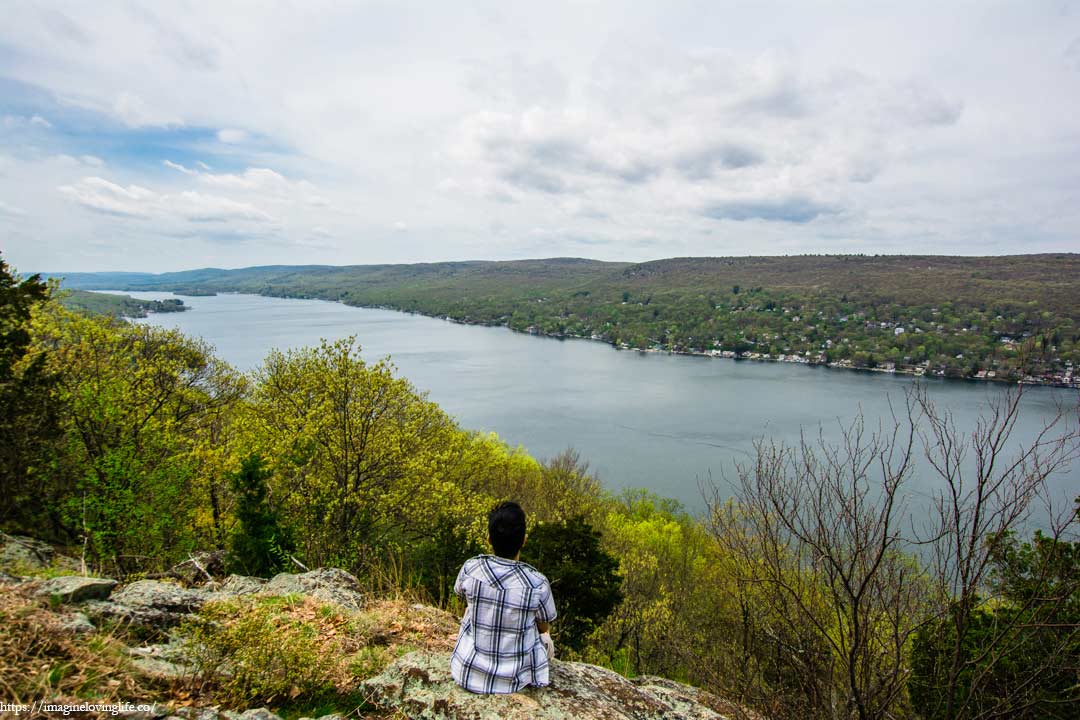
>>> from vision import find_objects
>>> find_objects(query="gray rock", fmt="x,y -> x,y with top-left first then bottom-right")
59,611 -> 96,634
232,711 -> 282,720
0,570 -> 25,585
171,708 -> 227,720
83,599 -> 178,632
84,580 -> 216,633
129,654 -> 191,682
263,568 -> 363,610
1,533 -> 56,570
218,574 -> 267,596
111,579 -> 215,613
362,650 -> 735,720
0,533 -> 80,573
35,575 -> 118,603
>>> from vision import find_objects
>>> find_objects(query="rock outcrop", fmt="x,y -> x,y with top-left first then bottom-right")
0,532 -> 80,573
362,650 -> 752,720
34,575 -> 118,602
262,568 -> 364,610
75,569 -> 365,634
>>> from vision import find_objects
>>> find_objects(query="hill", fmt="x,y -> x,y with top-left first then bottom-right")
51,255 -> 1080,383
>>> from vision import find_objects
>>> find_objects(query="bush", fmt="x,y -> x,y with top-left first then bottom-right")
181,596 -> 340,708
521,515 -> 622,652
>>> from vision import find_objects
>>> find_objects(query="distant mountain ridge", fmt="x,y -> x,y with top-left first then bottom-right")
49,254 -> 1080,383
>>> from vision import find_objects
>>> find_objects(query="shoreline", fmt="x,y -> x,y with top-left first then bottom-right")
110,289 -> 1080,390
363,302 -> 1079,390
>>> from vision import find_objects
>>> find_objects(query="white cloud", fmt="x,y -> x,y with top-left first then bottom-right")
30,114 -> 52,128
0,200 -> 26,217
198,167 -> 291,192
58,175 -> 274,225
113,91 -> 180,128
1,2 -> 1078,269
163,159 -> 196,175
216,128 -> 248,143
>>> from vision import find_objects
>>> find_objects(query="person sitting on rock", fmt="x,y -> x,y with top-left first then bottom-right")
450,500 -> 557,694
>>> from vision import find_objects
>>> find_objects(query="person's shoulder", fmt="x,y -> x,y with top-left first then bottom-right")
459,555 -> 486,573
515,561 -> 552,588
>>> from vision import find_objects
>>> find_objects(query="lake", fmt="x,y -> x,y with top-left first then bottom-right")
112,291 -> 1078,516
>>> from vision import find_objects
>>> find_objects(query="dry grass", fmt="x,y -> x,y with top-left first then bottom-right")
0,587 -> 161,708
0,581 -> 459,718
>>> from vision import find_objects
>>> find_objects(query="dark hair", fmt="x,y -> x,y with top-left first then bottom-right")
488,501 -> 527,558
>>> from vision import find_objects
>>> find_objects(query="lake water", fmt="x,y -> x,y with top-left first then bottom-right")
114,291 -> 1078,516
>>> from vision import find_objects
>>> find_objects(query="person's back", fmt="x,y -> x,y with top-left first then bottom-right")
451,502 -> 556,694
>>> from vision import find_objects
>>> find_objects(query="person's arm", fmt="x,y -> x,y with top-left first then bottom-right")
536,619 -> 550,634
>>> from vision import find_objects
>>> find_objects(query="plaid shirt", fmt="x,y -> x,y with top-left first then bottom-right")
450,555 -> 557,694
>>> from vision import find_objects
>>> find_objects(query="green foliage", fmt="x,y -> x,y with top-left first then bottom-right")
58,289 -> 187,318
31,304 -> 245,573
0,253 -> 64,535
910,525 -> 1080,720
243,337 -> 488,571
406,516 -> 484,606
521,515 -> 623,653
181,597 -> 339,708
227,454 -> 295,578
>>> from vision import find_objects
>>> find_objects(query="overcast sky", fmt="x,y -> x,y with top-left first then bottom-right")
2,1 -> 1079,272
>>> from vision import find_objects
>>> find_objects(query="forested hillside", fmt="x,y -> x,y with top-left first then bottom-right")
54,254 -> 1080,383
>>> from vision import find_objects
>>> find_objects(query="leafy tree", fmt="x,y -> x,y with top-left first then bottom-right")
0,254 -> 63,535
244,337 -> 486,571
33,305 -> 245,572
521,515 -> 622,653
227,454 -> 295,578
910,516 -> 1080,720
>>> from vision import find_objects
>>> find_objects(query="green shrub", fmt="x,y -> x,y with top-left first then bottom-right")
521,515 -> 623,652
180,596 -> 337,708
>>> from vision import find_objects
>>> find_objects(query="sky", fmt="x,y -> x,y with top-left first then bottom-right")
1,1 -> 1079,273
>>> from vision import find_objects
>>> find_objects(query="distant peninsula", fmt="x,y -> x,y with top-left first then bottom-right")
59,289 -> 188,319
50,254 -> 1079,386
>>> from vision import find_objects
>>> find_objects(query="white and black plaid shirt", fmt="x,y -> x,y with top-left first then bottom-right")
450,555 -> 557,694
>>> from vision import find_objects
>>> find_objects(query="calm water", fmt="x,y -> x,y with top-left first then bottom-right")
114,291 -> 1078,515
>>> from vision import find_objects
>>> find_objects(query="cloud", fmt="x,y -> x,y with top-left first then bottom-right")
58,177 -> 154,217
0,200 -> 26,217
58,175 -> 274,224
164,159 -> 197,175
113,92 -> 180,128
216,128 -> 248,143
675,143 -> 763,180
30,114 -> 52,128
198,167 -> 291,192
703,196 -> 839,224
2,3 -> 1078,269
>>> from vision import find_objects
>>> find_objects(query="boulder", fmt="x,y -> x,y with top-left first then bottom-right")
35,575 -> 118,603
218,574 -> 267,596
111,579 -> 214,613
128,640 -> 194,681
362,651 -> 738,720
59,611 -> 97,634
85,580 -> 217,632
263,568 -> 363,610
0,533 -> 78,572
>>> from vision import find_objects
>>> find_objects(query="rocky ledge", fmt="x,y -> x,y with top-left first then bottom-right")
1,533 -> 755,720
362,651 -> 757,720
